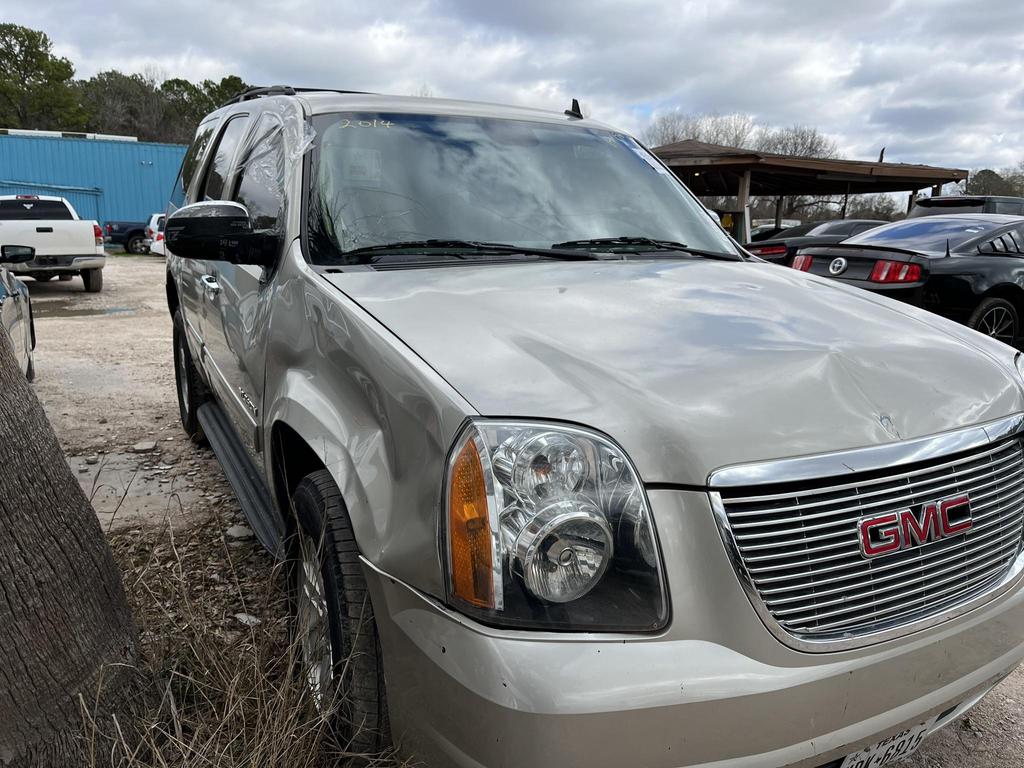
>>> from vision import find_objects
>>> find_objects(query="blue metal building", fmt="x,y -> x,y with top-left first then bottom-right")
0,131 -> 187,224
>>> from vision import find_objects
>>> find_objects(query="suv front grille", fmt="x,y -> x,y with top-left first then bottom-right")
716,435 -> 1024,646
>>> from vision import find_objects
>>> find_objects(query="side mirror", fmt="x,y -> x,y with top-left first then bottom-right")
0,245 -> 35,264
165,201 -> 277,267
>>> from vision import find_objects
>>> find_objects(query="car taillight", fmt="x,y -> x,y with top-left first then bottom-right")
751,245 -> 787,256
93,223 -> 103,245
156,232 -> 164,241
869,260 -> 922,283
146,227 -> 152,237
791,253 -> 814,271
105,223 -> 112,234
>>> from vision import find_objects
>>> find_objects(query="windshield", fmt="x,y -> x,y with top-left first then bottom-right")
306,112 -> 737,264
844,217 -> 1000,252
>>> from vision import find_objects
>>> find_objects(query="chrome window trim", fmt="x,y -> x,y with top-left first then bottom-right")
709,413 -> 1024,653
709,413 -> 1024,488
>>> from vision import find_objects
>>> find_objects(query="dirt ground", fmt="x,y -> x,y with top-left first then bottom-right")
24,254 -> 1024,766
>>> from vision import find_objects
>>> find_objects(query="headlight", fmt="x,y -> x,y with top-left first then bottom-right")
444,420 -> 668,631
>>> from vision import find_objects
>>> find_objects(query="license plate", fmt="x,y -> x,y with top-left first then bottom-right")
840,716 -> 938,768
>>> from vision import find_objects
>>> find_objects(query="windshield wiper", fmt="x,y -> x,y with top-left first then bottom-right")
341,239 -> 617,263
551,236 -> 742,261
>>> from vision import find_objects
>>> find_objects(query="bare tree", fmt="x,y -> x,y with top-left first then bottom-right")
0,329 -> 137,767
643,111 -> 756,149
755,124 -> 838,159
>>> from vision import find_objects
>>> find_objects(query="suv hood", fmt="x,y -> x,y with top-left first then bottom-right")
324,260 -> 1023,485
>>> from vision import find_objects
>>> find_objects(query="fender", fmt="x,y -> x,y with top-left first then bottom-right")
262,256 -> 476,599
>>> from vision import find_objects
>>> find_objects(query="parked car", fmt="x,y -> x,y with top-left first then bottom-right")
167,87 -> 1024,768
745,218 -> 886,263
103,219 -> 149,253
749,219 -> 801,241
909,195 -> 1024,218
0,195 -> 105,291
792,214 -> 1024,344
0,245 -> 36,379
143,213 -> 166,256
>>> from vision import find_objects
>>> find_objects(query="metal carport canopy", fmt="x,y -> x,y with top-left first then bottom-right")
651,139 -> 968,196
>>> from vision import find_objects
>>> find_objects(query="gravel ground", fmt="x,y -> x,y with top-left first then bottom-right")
24,254 -> 1024,767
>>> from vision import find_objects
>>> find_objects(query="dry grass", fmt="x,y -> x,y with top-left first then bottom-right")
87,510 -> 403,768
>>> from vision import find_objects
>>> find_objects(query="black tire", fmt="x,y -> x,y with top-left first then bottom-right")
172,310 -> 208,442
32,274 -> 54,282
82,268 -> 103,293
126,235 -> 146,254
289,470 -> 390,755
968,297 -> 1019,347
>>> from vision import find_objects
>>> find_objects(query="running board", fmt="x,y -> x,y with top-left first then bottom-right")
197,401 -> 282,558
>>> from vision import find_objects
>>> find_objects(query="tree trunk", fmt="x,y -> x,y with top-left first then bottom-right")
0,330 -> 137,766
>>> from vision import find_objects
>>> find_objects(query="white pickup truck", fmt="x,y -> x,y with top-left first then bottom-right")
0,195 -> 106,292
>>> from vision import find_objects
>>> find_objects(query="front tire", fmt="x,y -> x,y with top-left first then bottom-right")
82,268 -> 103,293
126,235 -> 146,254
289,470 -> 390,754
968,297 -> 1019,347
172,310 -> 208,442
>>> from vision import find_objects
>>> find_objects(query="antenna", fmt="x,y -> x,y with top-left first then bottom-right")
564,98 -> 583,119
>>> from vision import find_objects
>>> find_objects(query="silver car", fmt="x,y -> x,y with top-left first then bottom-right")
165,87 -> 1024,767
0,245 -> 35,379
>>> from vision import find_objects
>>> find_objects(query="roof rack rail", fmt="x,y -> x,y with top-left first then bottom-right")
219,85 -> 373,108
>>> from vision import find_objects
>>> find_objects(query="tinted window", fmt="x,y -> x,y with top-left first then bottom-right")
850,221 -> 882,235
994,201 -> 1024,215
806,220 -> 853,236
307,112 -> 738,263
232,115 -> 286,231
774,224 -> 815,238
846,218 -> 1002,252
169,120 -> 217,210
202,116 -> 249,201
157,216 -> 165,232
0,199 -> 73,220
908,199 -> 984,218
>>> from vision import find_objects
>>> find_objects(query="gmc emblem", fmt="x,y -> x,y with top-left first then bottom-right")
858,494 -> 973,559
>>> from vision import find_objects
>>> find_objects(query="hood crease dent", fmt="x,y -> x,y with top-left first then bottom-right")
325,260 -> 1024,485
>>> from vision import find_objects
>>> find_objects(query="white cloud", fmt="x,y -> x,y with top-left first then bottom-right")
6,0 -> 1024,169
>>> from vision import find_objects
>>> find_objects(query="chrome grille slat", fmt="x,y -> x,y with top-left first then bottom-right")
738,479 -> 1023,553
766,536 -> 1021,607
757,505 -> 1024,592
808,562 -> 1013,633
772,544 -> 1018,619
717,434 -> 1024,644
745,499 -> 1024,576
730,454 -> 1023,529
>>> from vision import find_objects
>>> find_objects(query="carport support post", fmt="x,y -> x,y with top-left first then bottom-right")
737,170 -> 752,243
774,196 -> 783,229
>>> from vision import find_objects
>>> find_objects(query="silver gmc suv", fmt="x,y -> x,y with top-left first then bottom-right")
165,86 -> 1024,768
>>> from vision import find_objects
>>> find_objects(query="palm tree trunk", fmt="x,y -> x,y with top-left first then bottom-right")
0,330 -> 137,766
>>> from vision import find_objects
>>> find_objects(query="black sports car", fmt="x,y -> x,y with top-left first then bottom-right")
793,214 -> 1024,346
745,218 -> 886,264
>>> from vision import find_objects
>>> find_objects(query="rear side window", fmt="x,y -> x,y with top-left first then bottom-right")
0,199 -> 73,220
232,115 -> 286,232
201,115 -> 250,201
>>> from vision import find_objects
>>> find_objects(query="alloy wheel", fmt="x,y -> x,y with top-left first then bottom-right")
177,344 -> 190,415
296,532 -> 335,713
977,306 -> 1017,344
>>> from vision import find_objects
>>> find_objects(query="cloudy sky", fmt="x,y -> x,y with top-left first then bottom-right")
6,0 -> 1024,169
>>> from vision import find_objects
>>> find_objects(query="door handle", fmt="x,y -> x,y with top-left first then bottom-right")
200,275 -> 221,296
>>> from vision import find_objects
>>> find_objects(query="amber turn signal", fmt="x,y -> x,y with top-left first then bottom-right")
448,437 -> 495,608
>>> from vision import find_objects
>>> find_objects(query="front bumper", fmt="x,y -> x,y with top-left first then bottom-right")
364,489 -> 1024,768
12,255 -> 106,273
